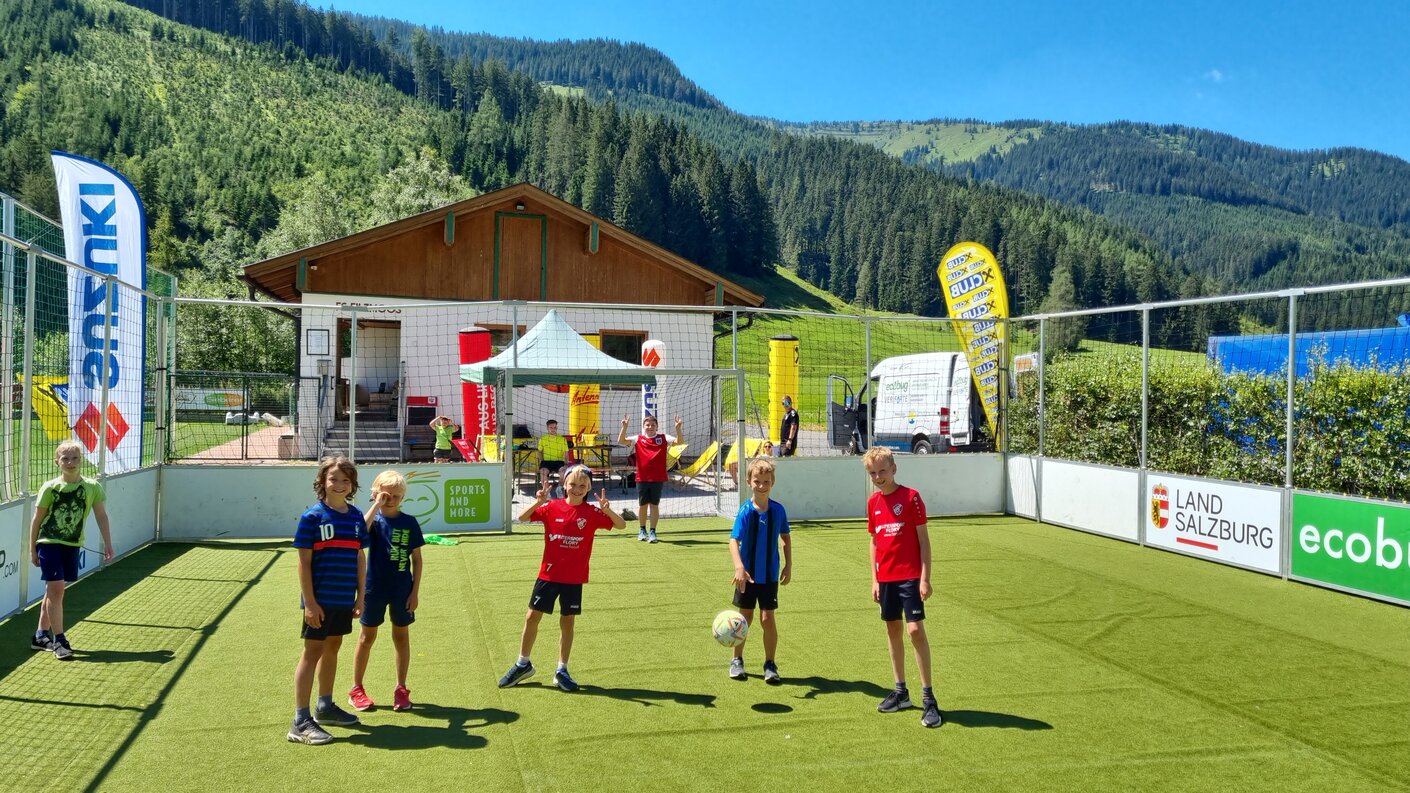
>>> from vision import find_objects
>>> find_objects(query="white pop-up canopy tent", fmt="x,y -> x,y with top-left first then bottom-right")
459,309 -> 746,528
460,309 -> 663,385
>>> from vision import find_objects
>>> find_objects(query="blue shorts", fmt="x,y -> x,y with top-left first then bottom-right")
361,586 -> 416,628
37,543 -> 79,583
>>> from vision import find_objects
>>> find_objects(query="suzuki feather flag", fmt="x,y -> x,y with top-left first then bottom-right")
51,151 -> 146,473
938,242 -> 1008,445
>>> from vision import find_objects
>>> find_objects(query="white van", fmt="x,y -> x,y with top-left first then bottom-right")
827,352 -> 982,454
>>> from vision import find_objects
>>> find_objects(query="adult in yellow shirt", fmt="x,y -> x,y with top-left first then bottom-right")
538,419 -> 571,494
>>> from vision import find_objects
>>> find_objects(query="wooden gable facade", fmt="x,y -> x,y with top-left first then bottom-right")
242,183 -> 764,307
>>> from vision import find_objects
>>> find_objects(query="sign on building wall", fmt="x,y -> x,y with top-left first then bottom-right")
1292,493 -> 1410,603
1145,473 -> 1282,573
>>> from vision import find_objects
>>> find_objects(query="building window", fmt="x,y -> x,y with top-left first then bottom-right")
599,330 -> 647,365
475,324 -> 528,356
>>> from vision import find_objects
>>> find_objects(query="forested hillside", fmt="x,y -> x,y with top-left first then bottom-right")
798,119 -> 1410,303
0,0 -> 1253,355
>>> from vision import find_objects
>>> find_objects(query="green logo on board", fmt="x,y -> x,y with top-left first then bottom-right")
1292,493 -> 1410,602
444,479 -> 490,525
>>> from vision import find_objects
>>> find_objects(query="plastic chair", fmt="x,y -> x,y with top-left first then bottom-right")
670,441 -> 720,489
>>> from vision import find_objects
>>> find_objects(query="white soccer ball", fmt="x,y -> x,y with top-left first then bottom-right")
712,610 -> 749,647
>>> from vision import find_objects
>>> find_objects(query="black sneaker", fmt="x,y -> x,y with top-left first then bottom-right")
314,700 -> 361,726
31,634 -> 53,652
763,660 -> 782,685
287,718 -> 334,745
554,668 -> 579,692
52,636 -> 74,661
498,660 -> 535,688
878,688 -> 911,713
920,697 -> 943,728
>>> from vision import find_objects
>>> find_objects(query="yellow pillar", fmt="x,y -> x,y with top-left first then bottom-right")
768,335 -> 800,444
568,334 -> 601,439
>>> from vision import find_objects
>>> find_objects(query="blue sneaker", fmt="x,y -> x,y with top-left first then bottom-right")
638,528 -> 648,542
499,660 -> 535,688
554,668 -> 579,692
314,700 -> 360,726
287,718 -> 334,745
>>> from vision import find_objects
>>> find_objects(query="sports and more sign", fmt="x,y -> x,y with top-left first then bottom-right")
1145,473 -> 1282,573
1292,493 -> 1410,603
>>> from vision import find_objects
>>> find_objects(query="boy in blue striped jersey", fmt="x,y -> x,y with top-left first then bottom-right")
728,457 -> 792,684
288,457 -> 369,745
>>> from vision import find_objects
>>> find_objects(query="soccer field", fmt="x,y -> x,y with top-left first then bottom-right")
1,516 -> 1406,792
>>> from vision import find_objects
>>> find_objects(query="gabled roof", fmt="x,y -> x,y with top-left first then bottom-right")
241,182 -> 764,306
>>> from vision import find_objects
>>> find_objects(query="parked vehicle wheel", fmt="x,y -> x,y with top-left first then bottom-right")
912,438 -> 933,454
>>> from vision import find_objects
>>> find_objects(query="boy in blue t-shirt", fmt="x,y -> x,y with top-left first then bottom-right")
728,457 -> 792,684
288,457 -> 368,745
349,471 -> 425,713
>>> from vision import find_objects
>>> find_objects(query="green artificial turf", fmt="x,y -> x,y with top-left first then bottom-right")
1,516 -> 1407,792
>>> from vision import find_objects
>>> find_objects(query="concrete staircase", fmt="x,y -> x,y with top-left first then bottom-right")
322,420 -> 402,462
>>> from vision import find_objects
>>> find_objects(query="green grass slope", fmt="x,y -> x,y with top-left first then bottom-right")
1,516 -> 1405,792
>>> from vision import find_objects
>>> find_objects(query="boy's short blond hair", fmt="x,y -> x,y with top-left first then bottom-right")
861,447 -> 896,468
563,465 -> 592,488
746,456 -> 776,480
54,439 -> 83,459
371,470 -> 407,493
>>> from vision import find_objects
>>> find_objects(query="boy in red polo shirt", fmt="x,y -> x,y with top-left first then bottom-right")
862,447 -> 941,728
616,413 -> 681,543
498,466 -> 625,692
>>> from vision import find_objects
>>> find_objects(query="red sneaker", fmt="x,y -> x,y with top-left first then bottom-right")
393,685 -> 412,712
348,684 -> 374,712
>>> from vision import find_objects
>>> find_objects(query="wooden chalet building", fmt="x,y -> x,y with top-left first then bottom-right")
241,183 -> 764,460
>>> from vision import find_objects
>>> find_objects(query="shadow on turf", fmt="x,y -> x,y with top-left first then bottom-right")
343,704 -> 518,750
787,677 -> 1050,729
942,710 -> 1052,730
519,681 -> 717,708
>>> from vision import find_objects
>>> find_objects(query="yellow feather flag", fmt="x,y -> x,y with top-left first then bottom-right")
937,242 -> 1008,446
22,375 -> 71,441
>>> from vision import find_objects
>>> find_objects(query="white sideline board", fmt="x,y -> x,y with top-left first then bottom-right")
0,502 -> 24,619
1007,454 -> 1038,519
767,457 -> 870,520
161,463 -> 506,539
1039,459 -> 1140,542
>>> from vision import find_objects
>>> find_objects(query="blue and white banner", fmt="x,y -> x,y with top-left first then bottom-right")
51,151 -> 146,473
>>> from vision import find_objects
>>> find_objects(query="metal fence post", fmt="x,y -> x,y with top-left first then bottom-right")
16,249 -> 36,606
348,307 -> 359,464
863,316 -> 873,450
1139,307 -> 1150,546
1037,318 -> 1046,459
1283,292 -> 1299,580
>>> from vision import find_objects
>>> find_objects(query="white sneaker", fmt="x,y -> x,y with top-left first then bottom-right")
638,528 -> 648,542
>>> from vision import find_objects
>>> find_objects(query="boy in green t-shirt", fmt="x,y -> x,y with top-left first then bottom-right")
430,416 -> 459,463
30,440 -> 112,660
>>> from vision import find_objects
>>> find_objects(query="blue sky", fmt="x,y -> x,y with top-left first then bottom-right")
325,0 -> 1410,161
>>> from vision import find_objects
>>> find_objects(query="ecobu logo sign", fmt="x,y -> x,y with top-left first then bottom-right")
52,152 -> 146,473
1293,493 -> 1410,602
1145,474 -> 1281,573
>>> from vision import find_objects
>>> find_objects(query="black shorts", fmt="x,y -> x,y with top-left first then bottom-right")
529,579 -> 582,615
879,579 -> 926,622
37,543 -> 80,583
637,481 -> 664,505
433,448 -> 452,460
301,606 -> 354,640
732,581 -> 779,611
541,460 -> 566,473
361,586 -> 415,628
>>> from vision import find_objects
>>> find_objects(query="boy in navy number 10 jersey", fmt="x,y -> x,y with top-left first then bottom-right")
288,457 -> 369,745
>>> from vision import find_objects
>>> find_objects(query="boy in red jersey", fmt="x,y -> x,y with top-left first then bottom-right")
498,466 -> 625,691
861,447 -> 941,728
616,413 -> 681,543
